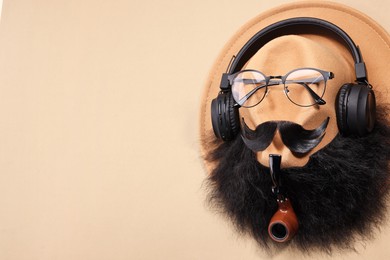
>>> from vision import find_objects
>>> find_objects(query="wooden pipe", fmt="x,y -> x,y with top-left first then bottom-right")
268,198 -> 299,242
268,154 -> 299,242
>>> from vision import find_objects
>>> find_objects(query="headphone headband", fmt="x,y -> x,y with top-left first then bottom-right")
228,17 -> 367,82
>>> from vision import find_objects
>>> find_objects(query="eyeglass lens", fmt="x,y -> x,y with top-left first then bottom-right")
231,70 -> 267,107
284,69 -> 326,107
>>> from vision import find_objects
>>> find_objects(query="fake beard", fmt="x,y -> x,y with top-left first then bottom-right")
205,106 -> 390,253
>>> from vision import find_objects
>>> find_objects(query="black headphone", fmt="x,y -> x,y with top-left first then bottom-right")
211,17 -> 376,141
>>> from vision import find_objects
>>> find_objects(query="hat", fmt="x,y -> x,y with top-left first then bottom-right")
199,1 -> 390,172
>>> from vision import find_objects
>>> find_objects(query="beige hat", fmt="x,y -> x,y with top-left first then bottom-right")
199,1 -> 390,171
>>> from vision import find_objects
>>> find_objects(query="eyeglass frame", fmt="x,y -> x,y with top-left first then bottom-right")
227,67 -> 334,108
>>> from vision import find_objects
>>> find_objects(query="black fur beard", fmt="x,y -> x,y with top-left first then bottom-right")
204,106 -> 390,253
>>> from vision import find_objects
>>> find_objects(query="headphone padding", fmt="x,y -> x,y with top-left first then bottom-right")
211,97 -> 222,139
336,84 -> 351,136
227,94 -> 240,140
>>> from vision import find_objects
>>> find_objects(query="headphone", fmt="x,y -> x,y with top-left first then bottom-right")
211,17 -> 376,141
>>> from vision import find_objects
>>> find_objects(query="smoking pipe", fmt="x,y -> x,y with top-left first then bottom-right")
268,198 -> 299,242
267,154 -> 299,242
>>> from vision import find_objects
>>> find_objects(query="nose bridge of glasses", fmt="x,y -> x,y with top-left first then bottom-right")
268,76 -> 283,86
269,75 -> 283,83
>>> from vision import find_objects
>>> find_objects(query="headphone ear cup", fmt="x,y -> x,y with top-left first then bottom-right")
336,84 -> 352,136
211,92 -> 240,141
348,84 -> 376,136
336,83 -> 376,136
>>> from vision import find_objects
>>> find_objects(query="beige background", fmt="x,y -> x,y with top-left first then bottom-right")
0,0 -> 389,259
0,1 -> 3,19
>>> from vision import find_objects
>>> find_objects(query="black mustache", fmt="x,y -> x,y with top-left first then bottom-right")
241,117 -> 330,155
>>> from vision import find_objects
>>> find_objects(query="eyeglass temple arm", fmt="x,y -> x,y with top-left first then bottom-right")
285,80 -> 326,105
236,84 -> 269,106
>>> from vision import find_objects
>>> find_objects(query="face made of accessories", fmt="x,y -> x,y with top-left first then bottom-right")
237,35 -> 355,168
231,67 -> 331,156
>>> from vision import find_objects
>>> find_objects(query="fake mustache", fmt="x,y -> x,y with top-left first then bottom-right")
241,117 -> 330,155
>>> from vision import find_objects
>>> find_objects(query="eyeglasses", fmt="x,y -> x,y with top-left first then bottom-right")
228,68 -> 334,108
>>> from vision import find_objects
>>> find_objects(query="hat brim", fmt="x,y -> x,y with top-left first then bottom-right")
199,1 -> 390,173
